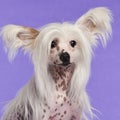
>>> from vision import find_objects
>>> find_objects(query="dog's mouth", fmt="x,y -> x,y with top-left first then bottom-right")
49,63 -> 75,74
49,62 -> 75,83
58,62 -> 71,67
53,62 -> 74,69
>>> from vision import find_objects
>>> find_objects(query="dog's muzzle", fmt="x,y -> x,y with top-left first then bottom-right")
60,52 -> 70,66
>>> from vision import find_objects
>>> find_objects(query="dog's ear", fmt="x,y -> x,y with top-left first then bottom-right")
1,25 -> 39,61
75,7 -> 112,46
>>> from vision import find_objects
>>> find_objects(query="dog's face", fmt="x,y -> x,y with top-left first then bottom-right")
49,38 -> 78,66
47,24 -> 82,66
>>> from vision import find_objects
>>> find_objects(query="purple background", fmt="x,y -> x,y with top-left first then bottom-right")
0,0 -> 120,120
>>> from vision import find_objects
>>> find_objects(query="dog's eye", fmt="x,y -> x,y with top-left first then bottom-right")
70,40 -> 76,48
51,41 -> 57,49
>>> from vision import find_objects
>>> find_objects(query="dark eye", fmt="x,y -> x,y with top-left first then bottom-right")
70,40 -> 76,47
51,40 -> 57,49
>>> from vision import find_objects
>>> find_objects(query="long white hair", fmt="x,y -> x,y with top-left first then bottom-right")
1,7 -> 112,120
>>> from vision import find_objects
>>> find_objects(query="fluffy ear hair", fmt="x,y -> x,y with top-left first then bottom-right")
76,7 -> 112,46
1,25 -> 39,61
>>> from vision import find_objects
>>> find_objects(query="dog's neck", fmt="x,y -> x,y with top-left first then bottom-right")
49,64 -> 75,92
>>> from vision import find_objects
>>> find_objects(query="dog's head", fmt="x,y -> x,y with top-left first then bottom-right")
47,23 -> 84,67
1,7 -> 112,68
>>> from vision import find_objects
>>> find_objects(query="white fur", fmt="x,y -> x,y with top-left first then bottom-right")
1,7 -> 112,120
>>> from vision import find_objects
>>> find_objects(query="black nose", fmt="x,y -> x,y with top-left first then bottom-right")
60,52 -> 70,66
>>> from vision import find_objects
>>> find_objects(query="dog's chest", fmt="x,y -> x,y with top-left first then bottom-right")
42,92 -> 81,120
47,93 -> 80,120
43,64 -> 81,120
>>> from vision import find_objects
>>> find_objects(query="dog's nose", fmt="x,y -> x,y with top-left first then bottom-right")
60,52 -> 70,66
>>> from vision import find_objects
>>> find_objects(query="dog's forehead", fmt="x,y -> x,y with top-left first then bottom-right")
41,23 -> 81,40
61,24 -> 81,42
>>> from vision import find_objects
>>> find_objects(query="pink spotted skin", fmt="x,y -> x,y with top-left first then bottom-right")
48,96 -> 81,120
40,64 -> 81,120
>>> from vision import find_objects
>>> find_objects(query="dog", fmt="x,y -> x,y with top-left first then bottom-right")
1,7 -> 112,120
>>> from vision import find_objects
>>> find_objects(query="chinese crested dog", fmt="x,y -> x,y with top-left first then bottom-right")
1,7 -> 112,120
